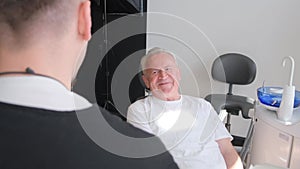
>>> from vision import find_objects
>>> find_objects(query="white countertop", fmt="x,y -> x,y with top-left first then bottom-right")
255,103 -> 300,138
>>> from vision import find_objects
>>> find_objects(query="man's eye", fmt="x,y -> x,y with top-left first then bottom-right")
165,67 -> 172,72
152,70 -> 158,74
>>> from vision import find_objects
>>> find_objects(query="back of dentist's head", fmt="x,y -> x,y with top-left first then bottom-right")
0,0 -> 92,90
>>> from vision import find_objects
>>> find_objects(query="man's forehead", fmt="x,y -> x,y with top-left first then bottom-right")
144,65 -> 177,70
145,53 -> 176,68
149,52 -> 175,60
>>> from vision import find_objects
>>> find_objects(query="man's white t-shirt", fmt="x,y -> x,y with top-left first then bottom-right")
127,95 -> 232,169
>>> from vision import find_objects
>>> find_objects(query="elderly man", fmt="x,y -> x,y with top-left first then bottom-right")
0,1 -> 179,169
127,47 -> 243,169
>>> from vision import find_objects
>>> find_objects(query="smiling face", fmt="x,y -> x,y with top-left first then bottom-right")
142,52 -> 181,101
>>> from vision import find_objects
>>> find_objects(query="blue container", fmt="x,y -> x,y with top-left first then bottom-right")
257,87 -> 300,108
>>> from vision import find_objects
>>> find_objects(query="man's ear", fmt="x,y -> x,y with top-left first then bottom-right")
142,75 -> 150,89
78,0 -> 92,41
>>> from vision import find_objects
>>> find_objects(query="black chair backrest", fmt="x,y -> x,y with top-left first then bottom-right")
206,53 -> 257,118
212,53 -> 256,86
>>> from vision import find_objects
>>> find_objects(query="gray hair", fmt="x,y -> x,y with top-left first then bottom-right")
140,47 -> 178,71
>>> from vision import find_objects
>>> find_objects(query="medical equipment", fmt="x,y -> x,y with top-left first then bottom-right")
277,56 -> 295,121
205,53 -> 257,167
251,56 -> 299,169
250,105 -> 300,169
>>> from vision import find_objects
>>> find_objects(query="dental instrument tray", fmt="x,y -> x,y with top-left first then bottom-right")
257,86 -> 300,111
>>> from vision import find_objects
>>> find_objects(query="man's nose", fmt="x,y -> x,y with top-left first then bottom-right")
158,70 -> 168,79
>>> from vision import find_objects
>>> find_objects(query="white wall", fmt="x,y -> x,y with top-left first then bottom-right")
147,0 -> 300,136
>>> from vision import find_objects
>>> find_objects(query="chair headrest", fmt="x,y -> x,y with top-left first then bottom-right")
212,53 -> 256,85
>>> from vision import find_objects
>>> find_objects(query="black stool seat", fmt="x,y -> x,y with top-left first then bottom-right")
205,94 -> 255,119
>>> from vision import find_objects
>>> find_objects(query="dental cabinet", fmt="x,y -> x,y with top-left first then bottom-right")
250,104 -> 300,169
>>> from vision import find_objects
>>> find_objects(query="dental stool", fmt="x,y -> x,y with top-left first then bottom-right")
205,53 -> 257,167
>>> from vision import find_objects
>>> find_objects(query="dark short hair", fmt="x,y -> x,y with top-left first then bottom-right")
0,0 -> 73,35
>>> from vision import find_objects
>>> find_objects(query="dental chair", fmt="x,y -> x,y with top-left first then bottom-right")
205,53 -> 257,167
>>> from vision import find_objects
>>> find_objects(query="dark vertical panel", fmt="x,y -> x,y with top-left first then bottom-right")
91,0 -> 147,120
